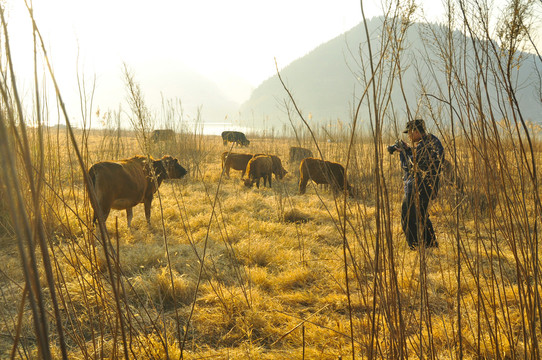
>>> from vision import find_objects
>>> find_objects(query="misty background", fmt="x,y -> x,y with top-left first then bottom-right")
6,1 -> 542,135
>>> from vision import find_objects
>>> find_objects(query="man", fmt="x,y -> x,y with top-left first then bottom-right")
388,119 -> 444,249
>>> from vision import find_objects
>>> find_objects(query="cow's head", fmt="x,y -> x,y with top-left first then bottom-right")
146,159 -> 168,184
243,178 -> 254,187
160,155 -> 188,179
277,168 -> 288,180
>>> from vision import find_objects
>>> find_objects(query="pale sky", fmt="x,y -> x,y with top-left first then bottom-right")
5,0 -> 540,126
7,1 -> 370,103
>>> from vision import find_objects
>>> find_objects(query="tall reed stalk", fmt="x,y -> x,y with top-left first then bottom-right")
0,0 -> 540,359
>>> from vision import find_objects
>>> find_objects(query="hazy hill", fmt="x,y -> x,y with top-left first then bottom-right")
132,59 -> 243,123
88,59 -> 245,128
239,17 -> 542,131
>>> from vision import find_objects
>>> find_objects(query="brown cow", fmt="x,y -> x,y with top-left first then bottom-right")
440,158 -> 464,193
88,155 -> 187,227
243,155 -> 273,188
221,152 -> 253,178
269,154 -> 288,180
299,157 -> 353,196
254,153 -> 288,180
289,146 -> 313,164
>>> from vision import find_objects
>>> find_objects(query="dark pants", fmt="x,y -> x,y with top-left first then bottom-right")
401,183 -> 436,248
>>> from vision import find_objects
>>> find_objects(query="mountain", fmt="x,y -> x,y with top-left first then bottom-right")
88,59 -> 243,128
239,17 -> 542,131
132,59 -> 242,123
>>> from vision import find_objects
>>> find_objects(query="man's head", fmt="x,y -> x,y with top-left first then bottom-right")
403,119 -> 426,142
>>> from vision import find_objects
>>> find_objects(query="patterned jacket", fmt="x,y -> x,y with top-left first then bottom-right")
399,133 -> 444,197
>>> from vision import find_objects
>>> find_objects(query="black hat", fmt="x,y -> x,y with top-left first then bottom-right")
403,119 -> 426,133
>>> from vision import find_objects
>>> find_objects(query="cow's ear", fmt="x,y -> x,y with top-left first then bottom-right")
142,159 -> 153,174
159,157 -> 170,170
149,159 -> 163,175
160,155 -> 172,166
154,159 -> 164,169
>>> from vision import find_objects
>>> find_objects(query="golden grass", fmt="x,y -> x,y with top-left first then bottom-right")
0,129 -> 541,359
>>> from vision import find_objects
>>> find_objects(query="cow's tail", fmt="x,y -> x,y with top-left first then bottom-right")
88,166 -> 97,188
87,166 -> 98,224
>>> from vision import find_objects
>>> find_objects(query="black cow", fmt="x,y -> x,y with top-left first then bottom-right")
299,157 -> 353,196
289,146 -> 313,165
222,131 -> 250,146
152,129 -> 175,143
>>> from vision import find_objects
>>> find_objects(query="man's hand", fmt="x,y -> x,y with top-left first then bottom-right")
387,139 -> 409,154
396,140 -> 409,152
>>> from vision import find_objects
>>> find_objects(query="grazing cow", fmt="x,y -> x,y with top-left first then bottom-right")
243,155 -> 273,188
253,153 -> 288,180
289,146 -> 313,164
152,129 -> 175,143
221,152 -> 253,178
269,155 -> 288,180
88,155 -> 187,227
440,158 -> 464,193
222,131 -> 250,146
299,157 -> 353,196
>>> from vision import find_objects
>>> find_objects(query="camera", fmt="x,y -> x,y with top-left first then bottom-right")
387,139 -> 406,154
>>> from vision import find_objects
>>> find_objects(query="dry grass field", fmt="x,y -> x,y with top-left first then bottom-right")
2,0 -> 542,357
0,125 -> 541,359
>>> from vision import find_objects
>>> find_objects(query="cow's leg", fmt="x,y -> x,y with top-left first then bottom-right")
94,199 -> 111,225
329,178 -> 338,194
255,177 -> 260,188
126,207 -> 134,228
299,178 -> 308,194
93,209 -> 108,224
92,209 -> 106,226
268,174 -> 272,188
101,208 -> 111,224
144,197 -> 153,225
225,164 -> 231,178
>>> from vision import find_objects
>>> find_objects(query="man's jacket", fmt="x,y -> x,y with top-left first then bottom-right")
399,133 -> 445,197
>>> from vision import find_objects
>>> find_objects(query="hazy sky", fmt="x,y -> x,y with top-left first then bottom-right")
7,1 -> 371,103
5,0 -> 538,125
